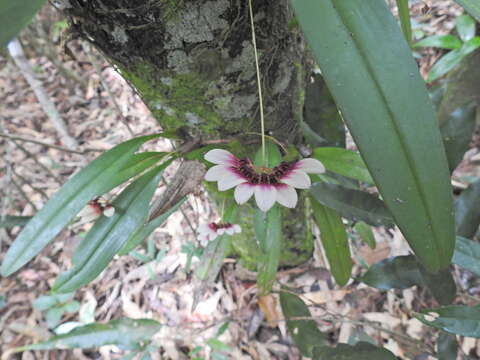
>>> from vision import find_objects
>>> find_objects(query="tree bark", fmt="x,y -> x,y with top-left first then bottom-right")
61,0 -> 314,267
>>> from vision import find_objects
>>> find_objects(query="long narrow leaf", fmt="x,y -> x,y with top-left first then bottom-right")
291,0 -> 455,272
0,215 -> 32,228
311,199 -> 352,286
396,0 -> 412,46
53,165 -> 164,293
453,0 -> 480,22
1,135 -> 159,276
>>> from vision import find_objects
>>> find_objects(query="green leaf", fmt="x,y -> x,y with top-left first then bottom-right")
0,0 -> 47,48
312,147 -> 374,184
53,165 -> 164,293
418,265 -> 456,305
312,342 -> 397,359
452,236 -> 480,276
0,215 -> 32,228
440,102 -> 477,172
413,35 -> 463,50
396,0 -> 412,46
416,305 -> 480,337
255,205 -> 282,294
456,14 -> 476,42
454,0 -> 480,22
428,38 -> 480,82
1,135 -> 159,277
291,0 -> 456,272
16,318 -> 161,350
206,339 -> 231,352
279,289 -> 326,357
46,308 -> 64,329
254,140 -> 282,168
118,197 -> 186,255
311,199 -> 352,286
455,180 -> 480,238
309,182 -> 394,227
303,73 -> 345,148
437,332 -> 458,360
360,256 -> 424,290
354,221 -> 376,249
32,293 -> 75,311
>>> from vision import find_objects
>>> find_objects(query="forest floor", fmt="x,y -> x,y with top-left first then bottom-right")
1,1 -> 479,359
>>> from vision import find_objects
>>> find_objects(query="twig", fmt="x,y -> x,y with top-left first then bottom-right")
7,38 -> 78,149
10,139 -> 62,183
11,167 -> 49,201
10,178 -> 38,212
0,132 -> 103,154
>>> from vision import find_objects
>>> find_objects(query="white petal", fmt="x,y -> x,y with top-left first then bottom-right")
218,171 -> 247,191
234,183 -> 255,204
296,158 -> 325,174
204,149 -> 237,165
275,185 -> 298,208
280,170 -> 311,189
226,227 -> 235,235
205,165 -> 229,181
233,224 -> 242,233
217,228 -> 226,235
254,185 -> 277,212
102,206 -> 115,217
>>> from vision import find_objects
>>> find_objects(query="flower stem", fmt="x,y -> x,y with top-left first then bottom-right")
248,0 -> 266,165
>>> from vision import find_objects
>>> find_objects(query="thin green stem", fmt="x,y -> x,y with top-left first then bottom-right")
248,0 -> 266,164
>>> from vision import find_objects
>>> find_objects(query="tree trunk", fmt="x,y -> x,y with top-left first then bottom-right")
62,0 -> 314,267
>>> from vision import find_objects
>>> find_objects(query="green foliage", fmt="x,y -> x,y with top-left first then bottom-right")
353,221 -> 376,249
396,0 -> 413,46
309,182 -> 394,227
455,180 -> 480,238
1,135 -> 160,277
312,342 -> 397,359
291,0 -> 456,272
16,318 -> 161,351
32,293 -> 80,329
279,289 -> 326,357
452,236 -> 480,276
0,0 -> 46,48
53,165 -> 165,293
0,215 -> 31,228
311,199 -> 352,286
415,14 -> 480,81
312,147 -> 373,184
454,0 -> 480,22
437,332 -> 458,360
416,305 -> 480,337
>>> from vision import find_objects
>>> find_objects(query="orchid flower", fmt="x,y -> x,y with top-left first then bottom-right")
204,149 -> 325,212
198,222 -> 242,246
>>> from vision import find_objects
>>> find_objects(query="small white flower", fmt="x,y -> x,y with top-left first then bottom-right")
197,222 -> 242,246
204,149 -> 325,212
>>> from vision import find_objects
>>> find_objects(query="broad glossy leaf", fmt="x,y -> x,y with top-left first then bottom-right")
255,205 -> 282,294
312,342 -> 396,359
1,135 -> 159,276
396,0 -> 412,46
416,305 -> 480,337
291,0 -> 456,272
0,215 -> 31,228
304,73 -> 345,148
361,256 -> 424,290
428,38 -> 480,82
354,221 -> 376,249
312,147 -> 373,184
118,197 -> 186,255
453,236 -> 480,276
311,199 -> 352,286
413,35 -> 463,50
438,332 -> 458,360
279,289 -> 326,357
456,15 -> 476,42
309,182 -> 394,227
0,0 -> 46,48
17,318 -> 161,350
454,0 -> 480,22
441,102 -> 477,172
418,265 -> 456,305
53,165 -> 164,293
455,180 -> 480,238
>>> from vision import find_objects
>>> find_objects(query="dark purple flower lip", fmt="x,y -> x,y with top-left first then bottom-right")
235,158 -> 297,185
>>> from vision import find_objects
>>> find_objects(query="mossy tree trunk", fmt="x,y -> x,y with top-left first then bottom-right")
63,0 -> 314,267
